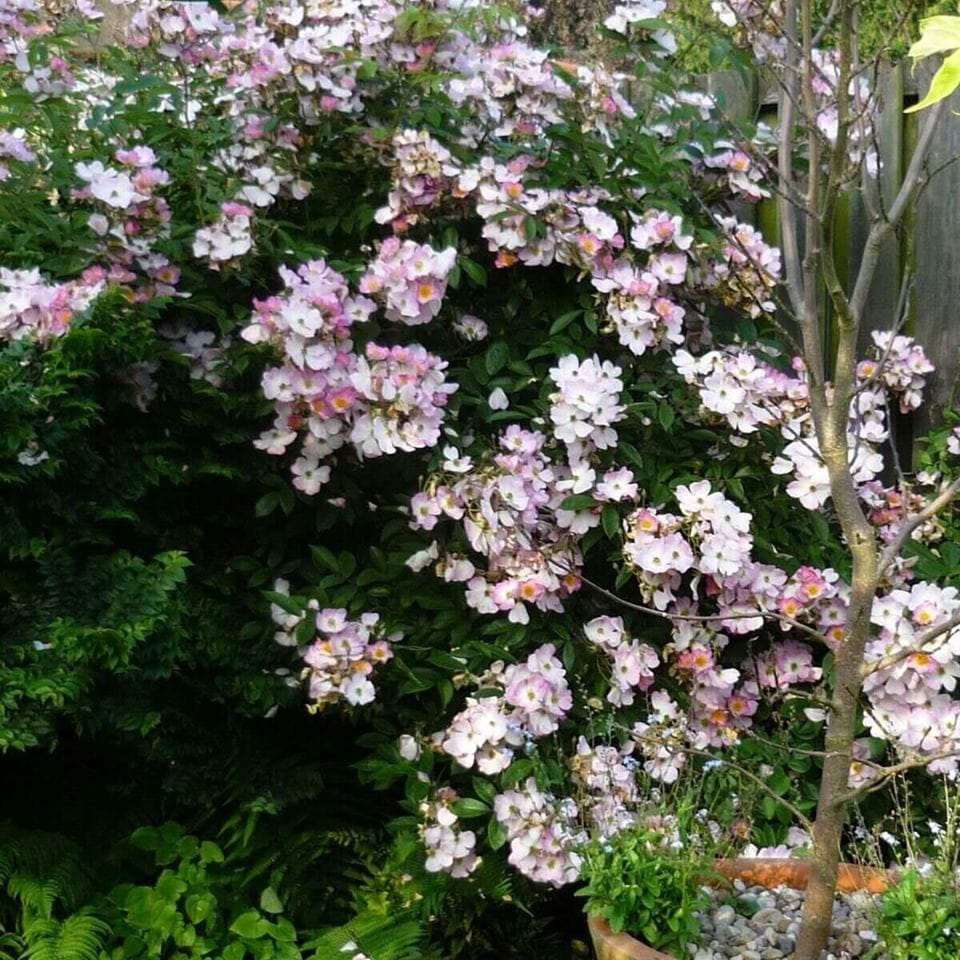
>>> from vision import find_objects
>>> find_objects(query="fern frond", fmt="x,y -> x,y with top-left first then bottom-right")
305,910 -> 425,960
208,758 -> 386,929
0,931 -> 22,960
4,876 -> 60,921
21,910 -> 110,960
0,824 -> 94,919
0,828 -> 68,885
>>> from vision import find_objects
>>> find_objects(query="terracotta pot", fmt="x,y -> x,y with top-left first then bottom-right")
587,858 -> 893,960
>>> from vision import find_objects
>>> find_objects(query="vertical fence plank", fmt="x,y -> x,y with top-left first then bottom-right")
708,69 -> 759,229
911,61 -> 960,438
755,80 -> 781,248
844,63 -> 905,356
707,69 -> 758,130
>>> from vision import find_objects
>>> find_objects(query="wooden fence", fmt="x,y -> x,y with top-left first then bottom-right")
709,61 -> 960,444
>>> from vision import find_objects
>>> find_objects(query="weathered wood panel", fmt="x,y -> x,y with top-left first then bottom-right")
911,60 -> 960,437
708,69 -> 760,230
842,62 -> 905,356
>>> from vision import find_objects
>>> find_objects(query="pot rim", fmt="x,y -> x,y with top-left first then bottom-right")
587,857 -> 895,960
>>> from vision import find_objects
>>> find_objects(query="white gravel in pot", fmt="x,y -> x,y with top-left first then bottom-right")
687,879 -> 883,960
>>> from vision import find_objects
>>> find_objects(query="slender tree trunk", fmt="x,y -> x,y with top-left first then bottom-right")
787,0 -> 882,951
793,430 -> 879,960
793,617 -> 870,960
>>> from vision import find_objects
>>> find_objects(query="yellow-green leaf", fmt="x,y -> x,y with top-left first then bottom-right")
908,16 -> 960,62
906,46 -> 960,113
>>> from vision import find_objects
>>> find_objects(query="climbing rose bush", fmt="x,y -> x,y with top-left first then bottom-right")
5,0 -> 960,927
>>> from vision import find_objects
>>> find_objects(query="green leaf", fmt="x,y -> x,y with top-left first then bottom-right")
619,442 -> 644,469
271,917 -> 298,943
199,841 -> 224,864
658,404 -> 675,430
230,910 -> 268,940
502,758 -> 533,788
156,870 -> 188,902
186,893 -> 216,925
487,817 -> 508,850
125,887 -> 162,927
768,770 -> 791,796
254,492 -> 280,517
260,887 -> 283,914
460,257 -> 487,286
263,591 -> 301,616
602,505 -> 620,538
810,511 -> 831,542
451,798 -> 491,818
485,341 -> 510,375
130,827 -> 160,851
559,494 -> 596,511
908,15 -> 960,62
310,544 -> 339,572
473,777 -> 497,806
549,310 -> 581,335
562,638 -> 576,673
469,352 -> 491,386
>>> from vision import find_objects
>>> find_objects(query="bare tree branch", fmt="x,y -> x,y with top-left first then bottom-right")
812,0 -> 840,47
861,609 -> 960,679
839,745 -> 960,805
878,476 -> 960,575
577,574 -> 829,645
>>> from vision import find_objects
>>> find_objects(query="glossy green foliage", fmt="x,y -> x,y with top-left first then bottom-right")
869,868 -> 960,960
577,827 -> 711,954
